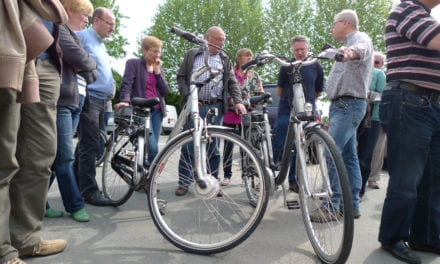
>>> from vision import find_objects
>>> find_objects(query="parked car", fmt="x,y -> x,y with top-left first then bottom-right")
162,105 -> 177,135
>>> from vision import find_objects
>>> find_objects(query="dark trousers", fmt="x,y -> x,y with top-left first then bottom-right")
75,96 -> 106,198
222,123 -> 241,178
357,120 -> 381,196
379,87 -> 440,246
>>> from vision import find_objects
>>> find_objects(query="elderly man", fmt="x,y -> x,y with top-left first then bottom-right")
174,26 -> 247,196
311,9 -> 373,222
75,7 -> 116,206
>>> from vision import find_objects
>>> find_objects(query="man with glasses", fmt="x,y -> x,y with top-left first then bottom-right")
75,7 -> 115,206
312,9 -> 373,222
174,26 -> 247,196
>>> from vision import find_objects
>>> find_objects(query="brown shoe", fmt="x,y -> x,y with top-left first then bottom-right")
4,257 -> 26,264
20,239 -> 67,257
175,186 -> 189,196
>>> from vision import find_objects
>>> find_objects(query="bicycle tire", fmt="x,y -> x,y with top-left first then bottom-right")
96,130 -> 108,167
101,126 -> 135,206
147,127 -> 269,255
297,127 -> 353,264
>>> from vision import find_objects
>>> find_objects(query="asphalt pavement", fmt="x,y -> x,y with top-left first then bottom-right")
25,139 -> 440,264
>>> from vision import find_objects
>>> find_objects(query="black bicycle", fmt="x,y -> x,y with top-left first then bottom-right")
240,49 -> 353,264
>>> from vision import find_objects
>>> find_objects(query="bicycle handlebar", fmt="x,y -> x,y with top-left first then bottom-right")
170,26 -> 207,46
170,26 -> 222,85
242,48 -> 344,71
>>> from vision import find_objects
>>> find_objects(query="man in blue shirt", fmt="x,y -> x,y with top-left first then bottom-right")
75,7 -> 115,206
272,35 -> 324,193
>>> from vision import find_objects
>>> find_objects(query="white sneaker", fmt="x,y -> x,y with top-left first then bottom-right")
220,178 -> 231,186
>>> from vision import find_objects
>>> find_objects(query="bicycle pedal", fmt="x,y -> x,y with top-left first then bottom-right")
286,200 -> 300,209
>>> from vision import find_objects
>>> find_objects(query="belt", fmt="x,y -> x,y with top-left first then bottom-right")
198,98 -> 223,105
390,81 -> 440,103
332,95 -> 364,102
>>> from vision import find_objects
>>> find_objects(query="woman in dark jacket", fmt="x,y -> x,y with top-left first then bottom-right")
46,0 -> 97,222
116,36 -> 169,165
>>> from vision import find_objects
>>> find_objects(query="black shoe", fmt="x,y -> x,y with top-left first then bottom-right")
84,191 -> 113,206
382,241 -> 421,264
408,241 -> 440,255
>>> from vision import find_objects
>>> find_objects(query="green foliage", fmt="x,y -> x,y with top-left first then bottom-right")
144,0 -> 266,93
113,0 -> 394,107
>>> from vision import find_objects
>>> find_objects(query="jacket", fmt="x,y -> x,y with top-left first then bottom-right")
176,47 -> 241,111
58,25 -> 97,107
0,0 -> 67,103
119,57 -> 169,116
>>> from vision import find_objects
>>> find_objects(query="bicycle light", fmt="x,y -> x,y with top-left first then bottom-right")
304,102 -> 313,116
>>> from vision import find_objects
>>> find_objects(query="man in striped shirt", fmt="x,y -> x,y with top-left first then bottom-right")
379,1 -> 440,263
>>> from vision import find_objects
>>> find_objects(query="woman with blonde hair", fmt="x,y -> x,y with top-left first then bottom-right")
46,0 -> 97,222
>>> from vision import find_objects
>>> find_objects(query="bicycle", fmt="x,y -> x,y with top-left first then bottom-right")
101,97 -> 160,206
103,27 -> 269,255
240,50 -> 354,264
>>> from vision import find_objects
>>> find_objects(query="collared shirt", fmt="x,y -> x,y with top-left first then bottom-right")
326,31 -> 373,100
76,27 -> 114,100
193,52 -> 224,100
385,0 -> 440,90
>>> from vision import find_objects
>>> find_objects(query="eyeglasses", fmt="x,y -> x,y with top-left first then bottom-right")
97,17 -> 115,27
208,34 -> 226,44
148,49 -> 162,55
332,20 -> 344,28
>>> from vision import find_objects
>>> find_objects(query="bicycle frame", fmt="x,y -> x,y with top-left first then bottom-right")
243,50 -> 337,196
168,27 -> 226,190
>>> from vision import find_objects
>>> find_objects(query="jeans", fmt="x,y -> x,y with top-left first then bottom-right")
272,113 -> 297,184
147,108 -> 163,164
50,105 -> 85,213
75,96 -> 106,198
378,87 -> 440,246
178,102 -> 223,186
328,97 -> 366,211
357,120 -> 381,195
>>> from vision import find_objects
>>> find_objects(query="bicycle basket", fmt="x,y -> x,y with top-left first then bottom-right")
114,106 -> 132,127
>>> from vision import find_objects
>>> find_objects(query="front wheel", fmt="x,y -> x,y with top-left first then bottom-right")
148,127 -> 269,255
297,127 -> 353,264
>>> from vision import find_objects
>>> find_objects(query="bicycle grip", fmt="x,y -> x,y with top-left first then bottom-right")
242,57 -> 260,71
170,27 -> 203,45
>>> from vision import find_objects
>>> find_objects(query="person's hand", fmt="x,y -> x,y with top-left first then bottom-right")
235,103 -> 247,115
115,102 -> 129,111
338,46 -> 357,62
153,59 -> 161,74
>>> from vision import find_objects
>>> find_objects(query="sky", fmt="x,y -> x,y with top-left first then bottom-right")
112,0 -> 440,74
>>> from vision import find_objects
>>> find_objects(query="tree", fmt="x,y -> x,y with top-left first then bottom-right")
144,0 -> 265,93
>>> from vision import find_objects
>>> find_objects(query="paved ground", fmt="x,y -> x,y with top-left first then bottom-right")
24,166 -> 440,264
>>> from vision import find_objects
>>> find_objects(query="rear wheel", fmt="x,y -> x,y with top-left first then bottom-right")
101,127 -> 135,206
148,127 -> 269,254
96,130 -> 107,167
297,127 -> 353,264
